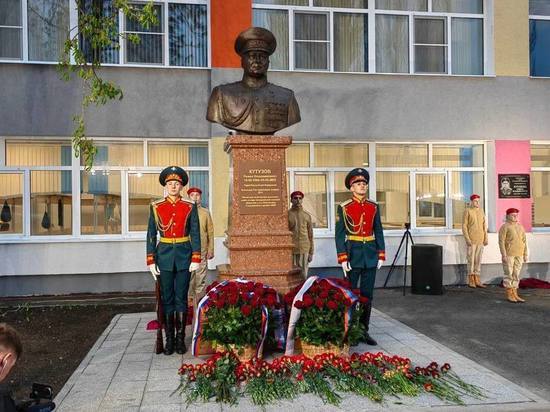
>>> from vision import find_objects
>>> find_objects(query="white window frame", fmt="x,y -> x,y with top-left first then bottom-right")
413,15 -> 447,74
529,9 -> 550,78
530,141 -> 550,232
0,0 -> 25,60
252,0 -> 491,75
0,0 -> 211,69
0,136 -> 211,242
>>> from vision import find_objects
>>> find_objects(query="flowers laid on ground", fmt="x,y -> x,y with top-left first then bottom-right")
193,280 -> 281,358
284,277 -> 368,350
178,351 -> 485,406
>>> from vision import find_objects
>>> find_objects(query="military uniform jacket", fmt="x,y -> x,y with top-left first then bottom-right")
288,206 -> 314,255
146,196 -> 201,271
462,206 -> 488,245
197,206 -> 214,255
498,221 -> 528,258
335,195 -> 386,269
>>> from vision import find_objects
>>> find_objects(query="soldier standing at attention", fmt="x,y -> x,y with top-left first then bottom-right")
288,191 -> 314,279
499,208 -> 528,303
187,187 -> 214,304
335,168 -> 385,346
147,166 -> 201,355
462,194 -> 488,288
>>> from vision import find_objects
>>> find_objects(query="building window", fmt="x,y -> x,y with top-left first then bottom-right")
0,173 -> 23,234
254,0 -> 485,75
531,144 -> 550,228
376,143 -> 485,230
1,0 -> 208,67
1,139 -> 210,239
0,0 -> 23,59
530,1 -> 550,77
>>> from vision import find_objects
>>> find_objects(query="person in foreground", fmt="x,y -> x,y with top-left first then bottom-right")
335,168 -> 385,346
147,166 -> 201,355
498,208 -> 528,303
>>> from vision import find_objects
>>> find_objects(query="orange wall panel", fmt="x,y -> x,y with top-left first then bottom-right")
211,0 -> 252,68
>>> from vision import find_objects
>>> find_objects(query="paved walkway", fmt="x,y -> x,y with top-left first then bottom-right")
54,310 -> 549,411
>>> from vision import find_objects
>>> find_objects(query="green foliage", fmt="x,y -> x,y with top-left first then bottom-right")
295,304 -> 365,347
202,306 -> 263,349
58,0 -> 158,170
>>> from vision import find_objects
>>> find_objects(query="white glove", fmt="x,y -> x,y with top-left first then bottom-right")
148,264 -> 160,280
189,262 -> 200,272
341,261 -> 351,273
377,259 -> 383,270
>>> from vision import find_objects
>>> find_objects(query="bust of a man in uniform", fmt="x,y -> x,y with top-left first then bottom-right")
206,27 -> 301,135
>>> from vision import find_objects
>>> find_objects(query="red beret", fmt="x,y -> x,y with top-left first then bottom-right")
470,194 -> 480,201
506,208 -> 519,214
187,187 -> 202,195
291,191 -> 304,199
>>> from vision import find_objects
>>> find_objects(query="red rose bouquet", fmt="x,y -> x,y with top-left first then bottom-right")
284,277 -> 368,350
198,280 -> 280,357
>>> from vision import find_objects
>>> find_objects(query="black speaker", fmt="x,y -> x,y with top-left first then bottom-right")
411,244 -> 444,295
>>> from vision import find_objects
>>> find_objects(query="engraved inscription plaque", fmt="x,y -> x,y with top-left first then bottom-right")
238,160 -> 283,215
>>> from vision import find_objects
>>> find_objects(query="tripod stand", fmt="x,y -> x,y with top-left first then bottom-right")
383,223 -> 414,296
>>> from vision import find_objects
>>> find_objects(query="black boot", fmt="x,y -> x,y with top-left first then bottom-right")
361,303 -> 377,346
163,312 -> 175,356
175,311 -> 187,354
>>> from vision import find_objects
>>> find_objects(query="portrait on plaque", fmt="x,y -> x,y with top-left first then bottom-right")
498,174 -> 531,199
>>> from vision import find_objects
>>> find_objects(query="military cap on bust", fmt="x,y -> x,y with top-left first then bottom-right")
159,166 -> 188,187
345,168 -> 370,190
235,27 -> 277,56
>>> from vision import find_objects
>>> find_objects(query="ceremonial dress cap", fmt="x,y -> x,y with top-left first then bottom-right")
290,191 -> 304,199
235,27 -> 277,56
187,187 -> 202,196
159,166 -> 188,186
345,168 -> 370,190
470,194 -> 480,200
506,207 -> 519,214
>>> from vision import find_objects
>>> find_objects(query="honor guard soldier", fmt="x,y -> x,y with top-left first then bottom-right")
187,187 -> 214,304
288,191 -> 314,279
462,194 -> 488,288
147,166 -> 201,355
499,208 -> 528,303
335,168 -> 385,346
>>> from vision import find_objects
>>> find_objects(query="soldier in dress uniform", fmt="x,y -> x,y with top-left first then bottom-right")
498,208 -> 528,303
288,190 -> 314,279
147,166 -> 201,355
187,187 -> 214,304
462,194 -> 488,288
335,168 -> 385,346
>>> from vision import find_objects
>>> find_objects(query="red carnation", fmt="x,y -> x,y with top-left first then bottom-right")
215,299 -> 225,309
315,298 -> 324,309
359,295 -> 369,304
352,288 -> 361,296
227,293 -> 239,305
327,300 -> 338,310
250,296 -> 261,308
241,305 -> 252,316
244,282 -> 255,292
294,300 -> 305,309
284,294 -> 295,305
241,292 -> 251,302
319,290 -> 329,299
266,295 -> 277,307
319,280 -> 330,290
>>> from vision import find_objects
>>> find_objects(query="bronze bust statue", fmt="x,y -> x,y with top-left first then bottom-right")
206,27 -> 301,135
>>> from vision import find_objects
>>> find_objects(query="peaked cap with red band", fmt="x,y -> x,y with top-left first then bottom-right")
159,166 -> 188,187
345,168 -> 370,190
187,187 -> 202,196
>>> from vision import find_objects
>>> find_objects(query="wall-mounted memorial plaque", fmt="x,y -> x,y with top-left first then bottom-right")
238,160 -> 283,214
498,174 -> 530,198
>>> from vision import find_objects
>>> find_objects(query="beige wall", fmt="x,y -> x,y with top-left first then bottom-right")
211,137 -> 230,237
494,0 -> 529,76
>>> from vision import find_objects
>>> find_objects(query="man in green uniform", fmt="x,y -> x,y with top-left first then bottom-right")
147,166 -> 201,355
462,194 -> 488,288
288,190 -> 314,279
335,168 -> 385,346
498,208 -> 528,303
187,187 -> 214,304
